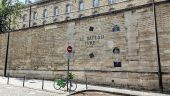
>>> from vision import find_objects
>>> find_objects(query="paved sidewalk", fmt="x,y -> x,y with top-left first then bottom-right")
0,76 -> 169,96
0,84 -> 67,96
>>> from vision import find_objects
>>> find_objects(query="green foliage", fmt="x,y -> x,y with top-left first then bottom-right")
0,0 -> 25,32
55,79 -> 66,88
69,73 -> 75,80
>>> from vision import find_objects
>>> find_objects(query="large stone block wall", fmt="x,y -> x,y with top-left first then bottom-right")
156,3 -> 170,91
0,34 -> 8,75
0,3 -> 170,91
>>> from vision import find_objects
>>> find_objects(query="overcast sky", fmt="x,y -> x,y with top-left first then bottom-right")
19,0 -> 35,3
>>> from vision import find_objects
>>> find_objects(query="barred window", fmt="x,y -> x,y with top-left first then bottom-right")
53,18 -> 58,23
33,11 -> 37,19
92,11 -> 99,16
65,16 -> 70,20
33,22 -> 37,26
54,7 -> 59,16
66,4 -> 71,13
108,0 -> 113,4
112,25 -> 120,32
113,47 -> 120,54
23,14 -> 27,21
43,9 -> 48,17
42,20 -> 47,25
79,14 -> 84,18
79,0 -> 84,11
23,24 -> 26,28
93,0 -> 99,7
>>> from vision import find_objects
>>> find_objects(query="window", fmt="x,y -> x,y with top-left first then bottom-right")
42,20 -> 46,25
33,22 -> 37,26
33,11 -> 37,20
89,53 -> 94,58
66,4 -> 71,13
23,14 -> 27,21
43,9 -> 48,18
109,8 -> 115,12
113,47 -> 120,54
79,0 -> 84,11
79,14 -> 84,18
113,62 -> 121,67
23,24 -> 26,28
112,25 -> 120,32
12,26 -> 16,30
54,7 -> 59,16
108,0 -> 113,4
92,11 -> 99,16
89,26 -> 94,31
65,17 -> 70,20
53,18 -> 58,23
93,0 -> 99,7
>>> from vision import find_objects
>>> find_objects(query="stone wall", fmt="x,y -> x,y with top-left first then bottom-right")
14,0 -> 166,29
0,2 -> 170,91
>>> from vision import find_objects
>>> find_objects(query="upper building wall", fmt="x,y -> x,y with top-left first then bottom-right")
13,0 -> 166,29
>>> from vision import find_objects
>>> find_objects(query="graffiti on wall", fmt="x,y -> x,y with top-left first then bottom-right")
80,35 -> 104,47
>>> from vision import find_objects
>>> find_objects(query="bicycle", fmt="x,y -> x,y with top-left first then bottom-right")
53,73 -> 77,91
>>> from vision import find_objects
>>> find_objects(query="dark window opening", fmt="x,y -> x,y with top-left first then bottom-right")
89,27 -> 94,31
79,14 -> 84,19
65,17 -> 70,21
23,24 -> 26,28
23,14 -> 27,22
89,53 -> 94,58
113,47 -> 120,54
109,8 -> 115,12
92,11 -> 99,16
43,9 -> 48,18
53,18 -> 58,23
42,20 -> 46,25
112,25 -> 120,32
113,62 -> 121,67
33,22 -> 37,26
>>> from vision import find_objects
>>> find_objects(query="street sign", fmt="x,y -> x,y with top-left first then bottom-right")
67,46 -> 72,53
66,46 -> 73,92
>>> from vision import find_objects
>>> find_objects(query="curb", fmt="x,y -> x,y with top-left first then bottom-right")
68,89 -> 137,96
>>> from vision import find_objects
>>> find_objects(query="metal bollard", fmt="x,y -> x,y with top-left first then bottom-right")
42,78 -> 44,90
23,76 -> 25,87
85,75 -> 88,90
7,74 -> 9,85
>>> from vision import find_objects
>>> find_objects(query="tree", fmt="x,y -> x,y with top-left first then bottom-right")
0,0 -> 25,32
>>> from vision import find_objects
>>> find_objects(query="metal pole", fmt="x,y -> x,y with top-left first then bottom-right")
42,78 -> 44,90
23,76 -> 25,87
29,5 -> 31,27
69,77 -> 71,93
7,74 -> 9,85
67,58 -> 70,92
4,32 -> 10,77
4,5 -> 12,77
152,0 -> 163,92
85,75 -> 88,90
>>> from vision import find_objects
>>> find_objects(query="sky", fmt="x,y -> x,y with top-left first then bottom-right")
19,0 -> 35,3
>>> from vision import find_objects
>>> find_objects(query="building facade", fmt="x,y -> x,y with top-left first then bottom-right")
14,0 -> 150,29
0,0 -> 170,92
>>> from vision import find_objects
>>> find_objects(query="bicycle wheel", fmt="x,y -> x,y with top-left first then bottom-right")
68,81 -> 77,91
53,80 -> 61,90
